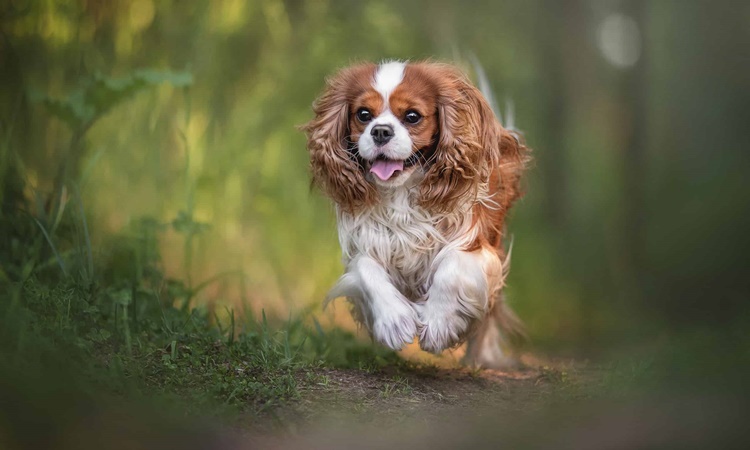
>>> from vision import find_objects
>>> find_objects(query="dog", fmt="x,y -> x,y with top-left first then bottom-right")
302,61 -> 530,368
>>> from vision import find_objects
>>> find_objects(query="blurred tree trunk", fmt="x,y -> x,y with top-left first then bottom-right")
537,0 -> 571,230
641,2 -> 750,323
539,0 -> 596,345
619,0 -> 649,289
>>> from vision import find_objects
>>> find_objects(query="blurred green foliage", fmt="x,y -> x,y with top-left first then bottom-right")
30,69 -> 192,130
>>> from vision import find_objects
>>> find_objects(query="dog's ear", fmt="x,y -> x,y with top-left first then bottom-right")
418,63 -> 529,213
418,64 -> 494,212
495,126 -> 529,216
302,65 -> 378,213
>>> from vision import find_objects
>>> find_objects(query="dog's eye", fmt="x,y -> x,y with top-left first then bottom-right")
356,108 -> 372,123
404,110 -> 422,124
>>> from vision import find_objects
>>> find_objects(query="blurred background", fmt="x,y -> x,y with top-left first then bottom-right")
2,0 -> 749,361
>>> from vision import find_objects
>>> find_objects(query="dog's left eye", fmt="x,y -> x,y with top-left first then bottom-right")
404,110 -> 422,124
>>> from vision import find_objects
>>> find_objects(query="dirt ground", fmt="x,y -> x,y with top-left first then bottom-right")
239,354 -> 599,442
234,357 -> 749,450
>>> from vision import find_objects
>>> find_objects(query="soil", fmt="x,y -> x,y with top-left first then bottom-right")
239,354 -> 600,443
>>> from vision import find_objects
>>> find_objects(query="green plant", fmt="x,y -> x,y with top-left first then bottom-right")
30,69 -> 191,224
379,376 -> 413,399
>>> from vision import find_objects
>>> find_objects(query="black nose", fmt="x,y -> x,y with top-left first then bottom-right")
371,125 -> 394,145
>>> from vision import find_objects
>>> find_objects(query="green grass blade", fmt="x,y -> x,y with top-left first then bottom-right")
32,217 -> 67,276
72,184 -> 94,281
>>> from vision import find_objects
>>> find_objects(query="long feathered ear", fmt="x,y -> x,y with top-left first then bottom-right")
419,64 -> 528,213
302,65 -> 377,212
495,124 -> 530,216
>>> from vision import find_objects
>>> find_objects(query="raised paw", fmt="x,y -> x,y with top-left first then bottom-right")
371,301 -> 419,350
417,303 -> 471,354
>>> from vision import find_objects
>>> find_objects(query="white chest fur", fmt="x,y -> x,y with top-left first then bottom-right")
336,187 -> 474,301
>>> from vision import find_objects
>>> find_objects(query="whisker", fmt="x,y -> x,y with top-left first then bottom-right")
418,151 -> 439,169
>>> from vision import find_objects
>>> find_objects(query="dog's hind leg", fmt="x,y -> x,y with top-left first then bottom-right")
463,293 -> 525,369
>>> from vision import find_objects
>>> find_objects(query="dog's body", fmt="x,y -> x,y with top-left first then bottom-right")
303,61 -> 529,368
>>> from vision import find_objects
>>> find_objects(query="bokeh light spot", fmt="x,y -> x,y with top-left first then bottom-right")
597,13 -> 642,69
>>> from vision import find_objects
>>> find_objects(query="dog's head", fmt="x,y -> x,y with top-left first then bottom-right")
303,61 -> 526,213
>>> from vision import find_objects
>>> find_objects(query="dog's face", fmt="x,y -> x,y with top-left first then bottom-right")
348,62 -> 439,188
303,61 -> 526,213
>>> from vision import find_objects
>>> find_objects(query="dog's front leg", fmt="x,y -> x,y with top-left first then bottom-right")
327,255 -> 419,350
418,246 -> 503,353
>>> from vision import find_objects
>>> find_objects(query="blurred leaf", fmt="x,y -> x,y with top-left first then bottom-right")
86,328 -> 111,344
30,69 -> 193,130
29,89 -> 94,130
172,210 -> 210,235
133,216 -> 168,234
85,70 -> 192,119
109,288 -> 132,306
166,278 -> 191,300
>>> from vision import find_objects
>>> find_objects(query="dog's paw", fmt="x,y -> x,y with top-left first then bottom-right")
417,303 -> 471,354
371,301 -> 419,350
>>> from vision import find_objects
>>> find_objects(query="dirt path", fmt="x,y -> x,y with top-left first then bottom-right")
295,365 -> 545,425
242,355 -> 596,440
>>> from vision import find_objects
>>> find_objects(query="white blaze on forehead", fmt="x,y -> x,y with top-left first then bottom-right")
373,61 -> 406,106
358,61 -> 412,170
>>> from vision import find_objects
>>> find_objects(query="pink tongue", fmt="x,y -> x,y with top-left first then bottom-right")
370,159 -> 404,181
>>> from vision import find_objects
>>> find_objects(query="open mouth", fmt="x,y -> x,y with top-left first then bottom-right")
368,154 -> 420,181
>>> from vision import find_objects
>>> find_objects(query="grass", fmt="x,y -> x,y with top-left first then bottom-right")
379,376 -> 414,399
0,252 -> 402,411
5,270 -> 264,409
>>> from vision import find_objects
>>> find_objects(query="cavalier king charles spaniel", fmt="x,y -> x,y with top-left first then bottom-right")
303,61 -> 530,368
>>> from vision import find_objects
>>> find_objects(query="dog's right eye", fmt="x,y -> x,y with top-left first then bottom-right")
356,108 -> 372,123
